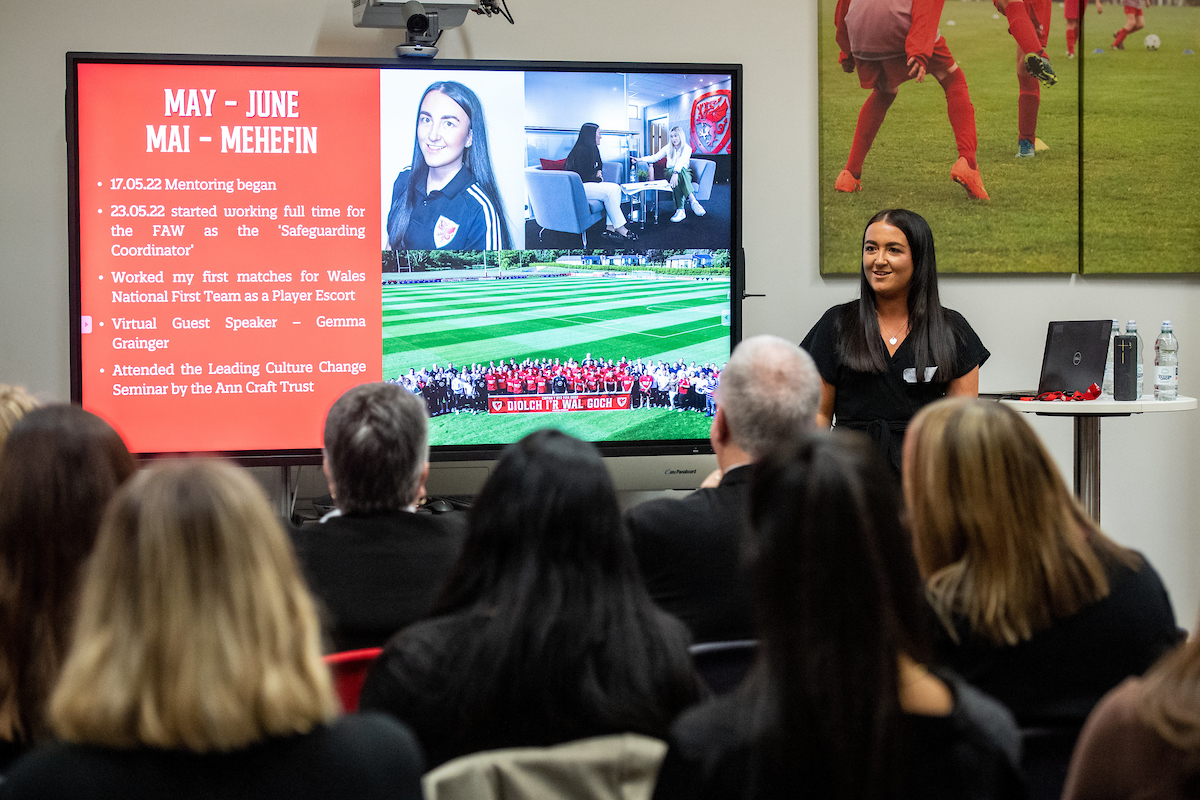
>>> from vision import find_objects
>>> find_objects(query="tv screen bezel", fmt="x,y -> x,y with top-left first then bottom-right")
66,51 -> 743,466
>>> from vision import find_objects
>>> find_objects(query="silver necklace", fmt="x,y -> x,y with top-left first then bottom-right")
879,317 -> 908,347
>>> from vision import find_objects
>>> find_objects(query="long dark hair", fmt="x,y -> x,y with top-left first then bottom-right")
746,431 -> 932,799
386,81 -> 510,250
432,429 -> 698,743
0,405 -> 136,744
837,209 -> 956,381
564,122 -> 602,180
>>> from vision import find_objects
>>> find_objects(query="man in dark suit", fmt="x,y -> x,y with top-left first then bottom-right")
624,335 -> 821,643
292,382 -> 467,652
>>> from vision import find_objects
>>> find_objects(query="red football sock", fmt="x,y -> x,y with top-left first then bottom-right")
1005,1 -> 1045,55
1066,28 -> 1077,55
938,69 -> 978,169
1018,70 -> 1041,141
845,89 -> 896,178
1113,27 -> 1130,47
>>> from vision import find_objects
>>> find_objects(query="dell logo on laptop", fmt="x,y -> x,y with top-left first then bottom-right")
1073,351 -> 1083,366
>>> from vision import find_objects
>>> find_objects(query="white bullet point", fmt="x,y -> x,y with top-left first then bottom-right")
100,368 -> 106,373
98,208 -> 103,213
97,181 -> 102,187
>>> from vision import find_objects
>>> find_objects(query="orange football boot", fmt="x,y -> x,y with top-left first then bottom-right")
951,157 -> 990,200
834,169 -> 862,193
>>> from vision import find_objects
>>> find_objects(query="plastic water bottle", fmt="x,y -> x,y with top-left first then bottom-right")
1126,321 -> 1145,398
1103,318 -> 1119,396
1155,321 -> 1178,401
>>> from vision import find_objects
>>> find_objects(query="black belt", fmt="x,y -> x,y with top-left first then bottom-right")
837,419 -> 908,475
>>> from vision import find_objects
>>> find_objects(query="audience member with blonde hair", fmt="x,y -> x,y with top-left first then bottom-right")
0,384 -> 38,453
903,397 -> 1180,731
0,405 -> 134,772
1,460 -> 422,798
1062,598 -> 1200,799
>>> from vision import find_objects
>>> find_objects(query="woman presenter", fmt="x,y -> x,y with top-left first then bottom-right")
800,208 -> 988,472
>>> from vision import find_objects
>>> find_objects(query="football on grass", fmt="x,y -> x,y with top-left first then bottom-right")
1145,34 -> 1161,50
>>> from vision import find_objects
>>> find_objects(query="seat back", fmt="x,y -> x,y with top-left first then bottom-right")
689,158 -> 716,201
324,646 -> 382,712
1020,724 -> 1083,800
524,167 -> 603,234
423,733 -> 667,800
689,639 -> 757,695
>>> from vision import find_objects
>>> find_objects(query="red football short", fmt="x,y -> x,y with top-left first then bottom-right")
856,36 -> 956,93
1064,0 -> 1080,20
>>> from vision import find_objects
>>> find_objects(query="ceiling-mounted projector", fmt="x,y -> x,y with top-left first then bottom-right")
352,0 -> 478,30
352,0 -> 481,56
354,0 -> 513,57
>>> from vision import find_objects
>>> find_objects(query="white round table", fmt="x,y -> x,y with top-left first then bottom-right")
1000,395 -> 1196,523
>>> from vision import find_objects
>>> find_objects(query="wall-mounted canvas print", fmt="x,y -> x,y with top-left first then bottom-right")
1081,0 -> 1200,274
819,0 -> 1080,274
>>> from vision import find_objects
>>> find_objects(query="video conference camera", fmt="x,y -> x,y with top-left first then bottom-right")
351,0 -> 481,58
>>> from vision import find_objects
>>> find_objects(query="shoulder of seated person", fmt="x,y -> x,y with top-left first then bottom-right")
901,667 -> 954,718
933,670 -> 1022,757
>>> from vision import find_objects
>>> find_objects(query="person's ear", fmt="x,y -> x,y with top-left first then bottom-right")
413,462 -> 430,506
710,405 -> 731,448
321,452 -> 336,501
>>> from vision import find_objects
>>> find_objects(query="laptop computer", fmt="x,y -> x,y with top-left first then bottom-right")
1001,320 -> 1113,399
1031,320 -> 1113,396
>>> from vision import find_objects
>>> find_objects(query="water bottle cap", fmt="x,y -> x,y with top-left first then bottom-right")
1127,320 -> 1137,329
1162,320 -> 1172,328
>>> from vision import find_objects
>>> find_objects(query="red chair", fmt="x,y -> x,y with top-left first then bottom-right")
324,647 -> 382,712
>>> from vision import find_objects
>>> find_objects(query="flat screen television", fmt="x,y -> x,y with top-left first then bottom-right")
67,53 -> 743,466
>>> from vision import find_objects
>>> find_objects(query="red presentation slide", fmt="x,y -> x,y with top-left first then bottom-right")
76,63 -> 382,453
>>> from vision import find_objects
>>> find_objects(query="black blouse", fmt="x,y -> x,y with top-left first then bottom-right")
801,301 -> 989,471
652,671 -> 1024,800
565,146 -> 602,184
931,552 -> 1181,728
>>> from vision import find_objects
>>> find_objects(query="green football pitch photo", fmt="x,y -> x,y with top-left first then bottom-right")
382,273 -> 731,446
820,0 -> 1080,274
1082,4 -> 1200,274
819,0 -> 1199,275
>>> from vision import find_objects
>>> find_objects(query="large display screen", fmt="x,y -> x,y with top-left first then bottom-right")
67,55 -> 742,462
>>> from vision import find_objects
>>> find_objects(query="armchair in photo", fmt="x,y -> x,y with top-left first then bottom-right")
524,166 -> 607,248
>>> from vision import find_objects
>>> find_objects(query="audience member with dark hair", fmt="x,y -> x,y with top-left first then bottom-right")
565,122 -> 638,242
1,460 -> 423,799
292,382 -> 467,652
801,208 -> 988,473
1062,598 -> 1200,799
904,398 -> 1180,731
653,432 -> 1024,799
625,335 -> 822,643
359,429 -> 702,769
0,405 -> 135,772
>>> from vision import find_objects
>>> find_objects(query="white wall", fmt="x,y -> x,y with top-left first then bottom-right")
2,0 -> 1198,623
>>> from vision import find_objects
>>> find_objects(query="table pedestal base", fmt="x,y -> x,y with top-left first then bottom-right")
1073,416 -> 1101,522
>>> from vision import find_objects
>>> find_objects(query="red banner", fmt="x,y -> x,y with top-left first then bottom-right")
488,392 -> 631,414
